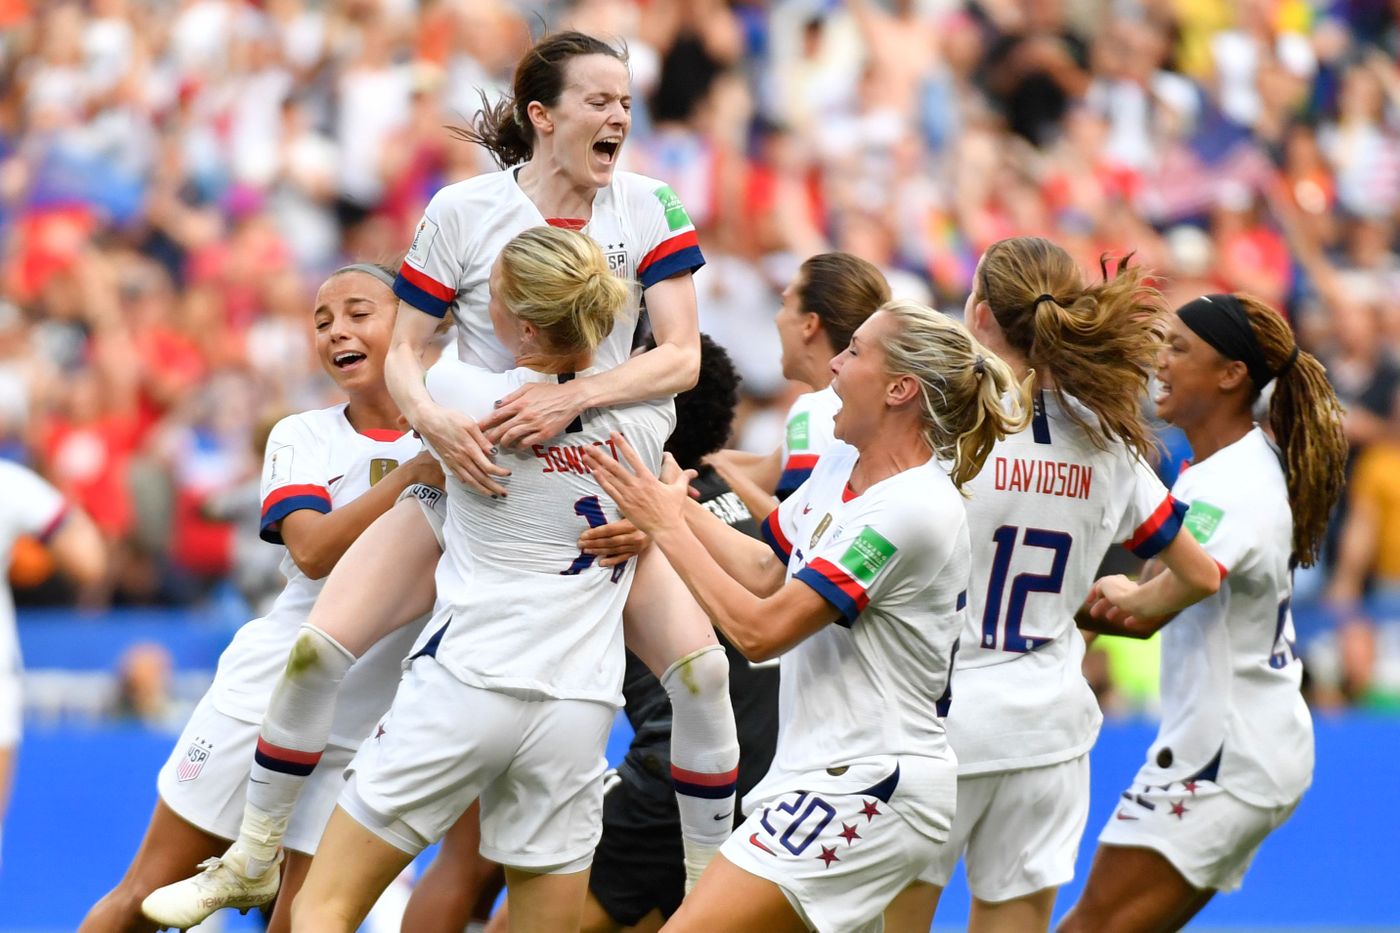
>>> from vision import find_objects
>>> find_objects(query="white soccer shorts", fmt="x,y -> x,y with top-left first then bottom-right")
1097,776 -> 1299,892
340,655 -> 612,873
0,668 -> 20,747
397,483 -> 447,550
157,693 -> 355,855
723,764 -> 954,933
919,753 -> 1090,901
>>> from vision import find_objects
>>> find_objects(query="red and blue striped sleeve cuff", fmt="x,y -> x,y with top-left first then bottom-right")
796,557 -> 870,627
37,505 -> 69,544
776,453 -> 819,497
1123,495 -> 1188,559
393,264 -> 456,318
760,509 -> 793,564
637,231 -> 705,289
260,484 -> 332,543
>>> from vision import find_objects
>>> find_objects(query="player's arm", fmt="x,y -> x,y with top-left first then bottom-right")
482,272 -> 701,449
1080,530 -> 1220,637
705,447 -> 782,520
385,306 -> 509,496
45,506 -> 106,587
680,493 -> 787,595
276,451 -> 442,581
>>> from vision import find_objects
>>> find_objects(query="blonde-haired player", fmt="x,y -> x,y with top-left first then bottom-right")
290,226 -> 676,932
590,301 -> 1029,932
887,237 -> 1221,933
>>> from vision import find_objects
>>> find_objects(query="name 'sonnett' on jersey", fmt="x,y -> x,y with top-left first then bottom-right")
215,406 -> 426,745
418,359 -> 675,708
392,168 -> 706,374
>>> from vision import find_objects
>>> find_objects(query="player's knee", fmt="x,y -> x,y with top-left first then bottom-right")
660,645 -> 729,701
285,624 -> 354,679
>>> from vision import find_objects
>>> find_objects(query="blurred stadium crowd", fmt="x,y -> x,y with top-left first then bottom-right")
2,0 -> 1400,712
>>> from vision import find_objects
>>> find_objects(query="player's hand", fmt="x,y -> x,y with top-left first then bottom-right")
402,449 -> 446,489
480,380 -> 585,449
585,435 -> 694,535
579,517 -> 650,567
414,401 -> 510,497
1085,574 -> 1136,622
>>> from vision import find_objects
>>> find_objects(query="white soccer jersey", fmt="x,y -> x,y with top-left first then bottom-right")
776,386 -> 840,499
0,461 -> 67,676
393,168 -> 705,372
209,405 -> 425,745
944,392 -> 1187,774
1138,427 -> 1312,808
752,442 -> 968,839
419,359 -> 675,706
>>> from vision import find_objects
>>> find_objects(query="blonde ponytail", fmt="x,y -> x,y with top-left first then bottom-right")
496,226 -> 631,353
877,300 -> 1032,489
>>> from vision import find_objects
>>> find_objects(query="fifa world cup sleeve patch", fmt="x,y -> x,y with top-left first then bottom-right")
839,526 -> 898,585
406,216 -> 440,267
786,412 -> 811,451
654,185 -> 692,232
1183,500 -> 1225,544
268,445 -> 293,486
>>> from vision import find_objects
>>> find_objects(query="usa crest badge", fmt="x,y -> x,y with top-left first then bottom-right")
177,737 -> 213,782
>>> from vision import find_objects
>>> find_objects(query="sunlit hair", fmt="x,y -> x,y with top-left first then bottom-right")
876,300 -> 1032,489
1232,294 -> 1347,567
977,236 -> 1165,461
796,253 -> 891,355
496,226 -> 629,353
456,31 -> 627,167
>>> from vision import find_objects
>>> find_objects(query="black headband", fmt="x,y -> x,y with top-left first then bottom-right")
1176,294 -> 1287,391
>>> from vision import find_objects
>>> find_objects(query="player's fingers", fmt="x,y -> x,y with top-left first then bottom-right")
494,421 -> 537,450
580,519 -> 638,544
612,432 -> 653,478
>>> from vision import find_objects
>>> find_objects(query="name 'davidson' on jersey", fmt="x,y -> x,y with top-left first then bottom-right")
992,456 -> 1093,500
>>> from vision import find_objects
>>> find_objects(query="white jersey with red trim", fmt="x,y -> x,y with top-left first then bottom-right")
210,405 -> 425,745
418,359 -> 674,706
393,168 -> 705,373
776,386 -> 840,499
0,461 -> 67,677
944,392 -> 1186,774
751,442 -> 967,839
1140,427 -> 1312,807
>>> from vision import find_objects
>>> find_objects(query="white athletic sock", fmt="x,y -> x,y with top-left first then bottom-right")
661,644 -> 739,872
238,624 -> 355,873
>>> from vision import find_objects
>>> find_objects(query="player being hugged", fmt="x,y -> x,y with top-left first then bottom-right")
1061,293 -> 1347,931
707,252 -> 890,519
290,226 -> 675,932
589,301 -> 1029,933
887,238 -> 1221,932
149,31 -> 737,926
89,264 -> 445,933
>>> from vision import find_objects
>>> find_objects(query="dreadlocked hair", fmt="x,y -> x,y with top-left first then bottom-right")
977,236 -> 1166,462
1235,294 -> 1348,567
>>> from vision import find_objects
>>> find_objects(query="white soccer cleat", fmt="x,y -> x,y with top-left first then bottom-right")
141,845 -> 282,929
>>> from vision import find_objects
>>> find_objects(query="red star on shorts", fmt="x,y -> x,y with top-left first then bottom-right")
838,823 -> 861,845
1182,780 -> 1199,795
860,800 -> 881,822
816,845 -> 839,868
1170,800 -> 1189,819
375,724 -> 386,740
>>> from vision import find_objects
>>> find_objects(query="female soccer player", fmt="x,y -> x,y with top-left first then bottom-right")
886,237 -> 1222,933
150,31 -> 735,926
589,300 -> 1030,933
707,252 -> 890,518
1060,293 -> 1347,932
87,263 -> 444,933
290,226 -> 674,932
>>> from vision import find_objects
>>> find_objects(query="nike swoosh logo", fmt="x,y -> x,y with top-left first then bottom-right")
714,811 -> 733,821
1115,809 -> 1138,821
749,833 -> 776,855
250,779 -> 270,785
802,504 -> 812,513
